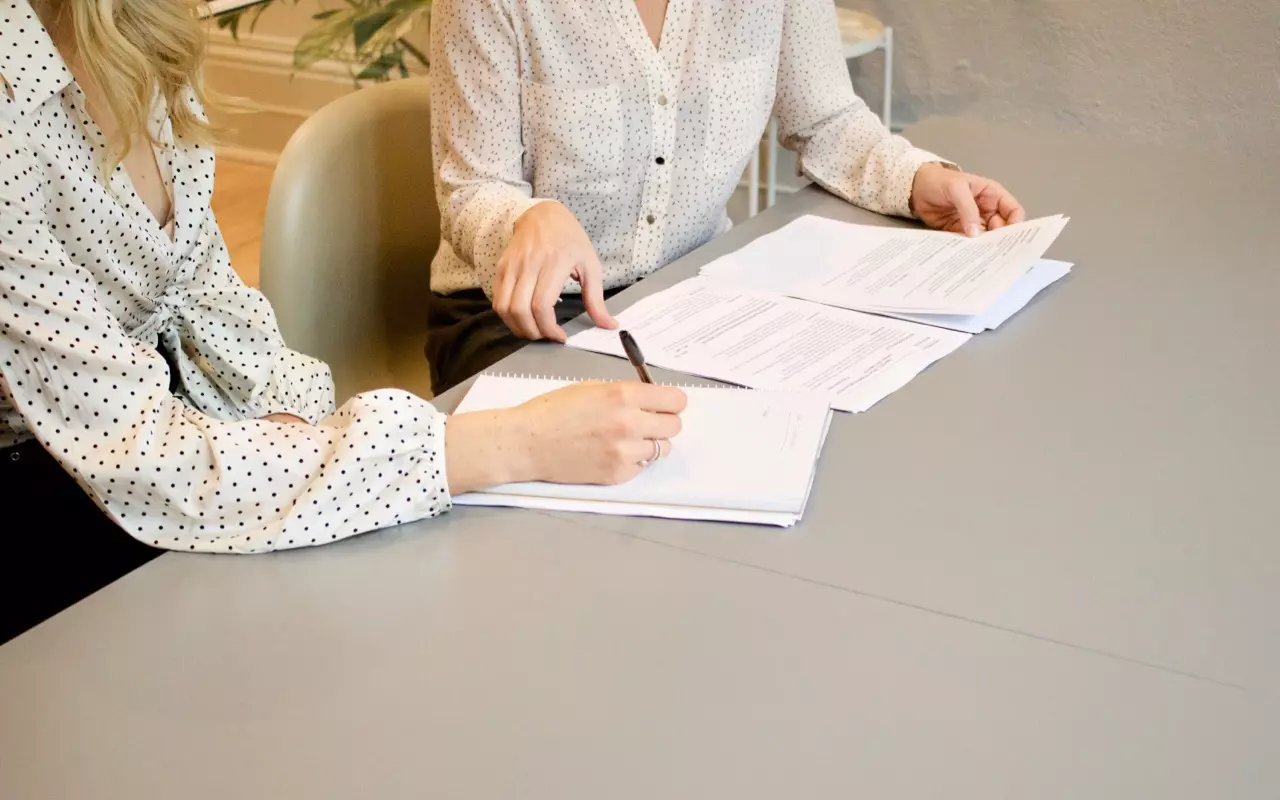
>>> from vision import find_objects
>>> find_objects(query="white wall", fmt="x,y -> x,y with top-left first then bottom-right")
842,0 -> 1279,155
209,0 -> 1280,167
767,0 -> 1279,193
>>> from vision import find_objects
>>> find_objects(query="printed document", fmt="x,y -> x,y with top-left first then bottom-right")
566,277 -> 969,413
699,214 -> 1069,317
881,258 -> 1073,333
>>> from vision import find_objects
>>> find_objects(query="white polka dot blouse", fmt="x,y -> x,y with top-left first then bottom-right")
429,0 -> 945,297
0,1 -> 451,553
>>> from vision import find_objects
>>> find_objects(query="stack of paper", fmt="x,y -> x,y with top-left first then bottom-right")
567,214 -> 1071,410
885,258 -> 1073,333
567,278 -> 969,413
452,375 -> 833,527
698,214 -> 1072,333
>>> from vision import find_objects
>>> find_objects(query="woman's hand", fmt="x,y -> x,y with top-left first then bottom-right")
493,202 -> 618,342
911,163 -> 1026,237
444,381 -> 687,495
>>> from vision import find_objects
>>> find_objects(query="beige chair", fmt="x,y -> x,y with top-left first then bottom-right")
259,78 -> 437,404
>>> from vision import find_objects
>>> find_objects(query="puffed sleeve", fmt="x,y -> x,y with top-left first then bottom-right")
0,127 -> 452,553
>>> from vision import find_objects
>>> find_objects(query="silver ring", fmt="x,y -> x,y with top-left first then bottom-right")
638,438 -> 663,467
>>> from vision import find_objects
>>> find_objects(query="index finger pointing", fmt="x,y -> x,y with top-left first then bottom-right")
579,255 -> 618,330
945,178 -> 985,237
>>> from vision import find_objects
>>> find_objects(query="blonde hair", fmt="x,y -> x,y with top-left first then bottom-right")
62,0 -> 214,166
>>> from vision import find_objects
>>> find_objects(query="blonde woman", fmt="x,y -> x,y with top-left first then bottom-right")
0,0 -> 686,644
427,0 -> 1026,393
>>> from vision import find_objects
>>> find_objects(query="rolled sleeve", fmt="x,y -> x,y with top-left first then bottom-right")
774,0 -> 950,218
430,0 -> 547,295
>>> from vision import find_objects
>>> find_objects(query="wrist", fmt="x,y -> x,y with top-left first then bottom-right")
502,407 -> 544,484
909,161 -> 961,216
512,199 -> 559,232
444,409 -> 539,494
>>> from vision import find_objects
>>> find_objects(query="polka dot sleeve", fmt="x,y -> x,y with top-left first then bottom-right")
0,138 -> 452,553
429,0 -> 549,298
773,0 -> 941,219
171,215 -> 337,426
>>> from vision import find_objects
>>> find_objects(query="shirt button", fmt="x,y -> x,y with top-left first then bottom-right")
657,95 -> 669,106
646,214 -> 657,225
655,156 -> 666,165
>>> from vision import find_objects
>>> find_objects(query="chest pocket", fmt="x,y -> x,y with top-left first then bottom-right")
703,55 -> 772,185
521,80 -> 625,196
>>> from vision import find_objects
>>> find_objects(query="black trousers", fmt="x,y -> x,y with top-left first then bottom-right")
426,287 -> 623,395
0,440 -> 162,646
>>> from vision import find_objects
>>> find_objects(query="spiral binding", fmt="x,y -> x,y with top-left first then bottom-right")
481,371 -> 746,389
476,372 -> 827,398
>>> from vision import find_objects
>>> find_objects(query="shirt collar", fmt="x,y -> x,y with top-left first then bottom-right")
0,0 -> 76,114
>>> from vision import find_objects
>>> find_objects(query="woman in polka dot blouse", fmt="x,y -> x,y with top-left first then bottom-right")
427,0 -> 1026,393
0,0 -> 687,645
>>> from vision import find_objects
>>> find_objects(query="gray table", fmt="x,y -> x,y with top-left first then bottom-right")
2,121 -> 1277,799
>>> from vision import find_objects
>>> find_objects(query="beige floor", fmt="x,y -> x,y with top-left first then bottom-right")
211,159 -> 274,288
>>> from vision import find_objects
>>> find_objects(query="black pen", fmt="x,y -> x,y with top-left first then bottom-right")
618,330 -> 654,384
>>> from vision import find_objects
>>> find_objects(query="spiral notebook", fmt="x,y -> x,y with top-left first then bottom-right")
451,375 -> 834,527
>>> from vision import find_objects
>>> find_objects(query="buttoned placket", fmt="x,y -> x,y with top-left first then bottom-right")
608,0 -> 690,282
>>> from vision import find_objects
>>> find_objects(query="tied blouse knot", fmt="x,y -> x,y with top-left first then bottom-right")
138,275 -> 286,410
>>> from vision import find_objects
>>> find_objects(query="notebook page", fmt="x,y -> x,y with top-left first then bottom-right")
452,376 -> 832,515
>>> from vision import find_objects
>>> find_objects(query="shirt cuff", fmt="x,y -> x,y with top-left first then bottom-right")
890,147 -> 956,220
242,349 -> 337,425
425,411 -> 455,513
476,196 -> 555,298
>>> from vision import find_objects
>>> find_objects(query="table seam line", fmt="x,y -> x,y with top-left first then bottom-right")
539,512 -> 1260,696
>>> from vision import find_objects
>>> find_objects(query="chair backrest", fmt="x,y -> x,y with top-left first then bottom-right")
260,77 -> 438,403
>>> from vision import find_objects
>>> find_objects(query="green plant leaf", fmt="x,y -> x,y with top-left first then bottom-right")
221,0 -> 433,79
246,2 -> 273,33
355,50 -> 406,82
352,10 -> 396,51
355,62 -> 391,81
293,7 -> 359,69
216,11 -> 243,39
384,0 -> 430,13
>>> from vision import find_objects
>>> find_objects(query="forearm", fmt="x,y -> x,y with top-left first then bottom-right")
441,185 -> 550,294
99,391 -> 451,553
775,0 -> 943,218
790,107 -> 942,218
430,0 -> 540,294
